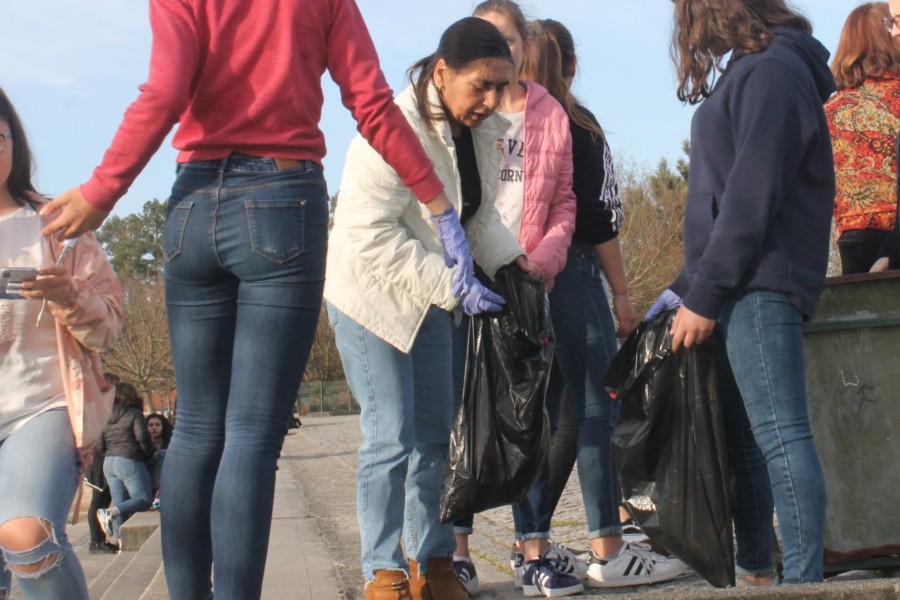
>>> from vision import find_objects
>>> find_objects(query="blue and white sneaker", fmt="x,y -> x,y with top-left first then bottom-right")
544,541 -> 588,581
452,558 -> 479,594
522,558 -> 584,597
97,508 -> 117,543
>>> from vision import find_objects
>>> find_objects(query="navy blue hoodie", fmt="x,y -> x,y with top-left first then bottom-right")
671,26 -> 836,319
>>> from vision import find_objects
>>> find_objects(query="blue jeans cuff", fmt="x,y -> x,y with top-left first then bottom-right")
589,525 -> 622,539
736,564 -> 775,578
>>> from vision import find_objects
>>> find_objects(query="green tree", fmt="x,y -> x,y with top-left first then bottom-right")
96,199 -> 166,280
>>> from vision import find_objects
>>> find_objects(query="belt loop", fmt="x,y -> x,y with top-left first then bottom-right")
218,156 -> 230,174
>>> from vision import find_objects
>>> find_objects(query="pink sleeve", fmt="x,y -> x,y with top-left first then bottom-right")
47,231 -> 125,353
325,0 -> 443,203
80,0 -> 198,211
527,123 -> 576,283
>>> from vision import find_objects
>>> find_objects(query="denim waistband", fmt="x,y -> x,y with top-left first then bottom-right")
179,154 -> 321,174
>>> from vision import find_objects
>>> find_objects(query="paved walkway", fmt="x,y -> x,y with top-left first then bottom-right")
283,415 -> 900,600
23,414 -> 899,599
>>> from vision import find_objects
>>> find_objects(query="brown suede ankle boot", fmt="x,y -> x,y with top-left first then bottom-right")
364,569 -> 413,600
408,558 -> 472,600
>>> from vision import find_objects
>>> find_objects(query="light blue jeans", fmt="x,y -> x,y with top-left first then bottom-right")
103,455 -> 152,538
0,409 -> 88,600
160,156 -> 328,600
719,290 -> 826,583
328,304 -> 457,580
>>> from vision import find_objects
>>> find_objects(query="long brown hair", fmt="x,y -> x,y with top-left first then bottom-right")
521,19 -> 604,140
0,86 -> 39,208
408,17 -> 512,130
831,3 -> 900,89
474,0 -> 530,64
671,0 -> 812,104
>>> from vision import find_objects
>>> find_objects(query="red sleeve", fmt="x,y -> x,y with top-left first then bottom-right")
80,0 -> 198,211
324,0 -> 443,203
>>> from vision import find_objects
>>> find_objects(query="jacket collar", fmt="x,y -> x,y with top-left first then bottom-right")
396,83 -> 510,148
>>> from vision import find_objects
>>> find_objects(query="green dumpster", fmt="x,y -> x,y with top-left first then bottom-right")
803,271 -> 900,569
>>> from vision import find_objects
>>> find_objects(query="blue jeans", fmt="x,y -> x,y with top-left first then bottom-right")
718,290 -> 825,583
160,156 -> 328,600
535,241 -> 623,539
103,456 -> 152,537
328,304 -> 456,580
0,410 -> 88,600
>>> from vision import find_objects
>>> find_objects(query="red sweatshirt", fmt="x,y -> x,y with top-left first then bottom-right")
81,0 -> 443,211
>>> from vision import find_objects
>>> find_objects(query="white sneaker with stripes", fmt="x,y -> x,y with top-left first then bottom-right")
585,542 -> 687,588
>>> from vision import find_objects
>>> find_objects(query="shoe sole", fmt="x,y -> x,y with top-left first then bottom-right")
586,568 -> 687,588
523,582 -> 585,597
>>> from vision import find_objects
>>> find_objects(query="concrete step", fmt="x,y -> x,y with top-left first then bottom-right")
120,510 -> 161,551
99,527 -> 164,600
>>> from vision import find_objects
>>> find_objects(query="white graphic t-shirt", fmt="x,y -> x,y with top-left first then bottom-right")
494,110 -> 525,240
0,207 -> 66,442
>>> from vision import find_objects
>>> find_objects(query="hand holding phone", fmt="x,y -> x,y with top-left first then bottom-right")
0,267 -> 39,295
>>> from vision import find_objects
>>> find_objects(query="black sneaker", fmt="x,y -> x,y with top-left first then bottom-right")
88,541 -> 120,554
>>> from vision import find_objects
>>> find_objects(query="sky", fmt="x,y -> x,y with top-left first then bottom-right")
3,0 -> 847,218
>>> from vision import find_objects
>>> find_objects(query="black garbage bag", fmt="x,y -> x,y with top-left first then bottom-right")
440,265 -> 553,523
604,310 -> 735,588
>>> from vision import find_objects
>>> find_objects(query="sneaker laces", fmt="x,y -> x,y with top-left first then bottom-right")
623,541 -> 660,573
545,541 -> 587,577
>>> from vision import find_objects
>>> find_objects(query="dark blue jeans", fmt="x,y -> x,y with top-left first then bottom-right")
454,242 -> 621,539
159,156 -> 328,600
719,290 -> 826,583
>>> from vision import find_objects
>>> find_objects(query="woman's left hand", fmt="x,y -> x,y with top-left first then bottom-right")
19,266 -> 75,304
669,304 -> 715,353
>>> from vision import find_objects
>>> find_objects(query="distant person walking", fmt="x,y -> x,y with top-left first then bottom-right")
666,0 -> 835,585
38,1 -> 477,598
96,382 -> 155,545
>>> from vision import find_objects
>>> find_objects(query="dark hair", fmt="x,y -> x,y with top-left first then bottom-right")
146,412 -> 173,448
408,17 -> 513,129
103,372 -> 122,385
671,0 -> 812,104
0,86 -> 39,208
832,3 -> 900,89
521,19 -> 604,140
115,381 -> 144,410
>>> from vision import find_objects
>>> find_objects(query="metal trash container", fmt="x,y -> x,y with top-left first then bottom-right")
803,271 -> 900,569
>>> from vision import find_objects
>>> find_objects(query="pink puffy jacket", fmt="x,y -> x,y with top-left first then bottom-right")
517,81 -> 576,290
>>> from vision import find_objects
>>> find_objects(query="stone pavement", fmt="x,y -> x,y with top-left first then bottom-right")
22,414 -> 898,598
285,414 -> 900,600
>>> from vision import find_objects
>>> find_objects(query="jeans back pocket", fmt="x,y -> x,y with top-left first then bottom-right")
245,198 -> 306,264
163,199 -> 194,262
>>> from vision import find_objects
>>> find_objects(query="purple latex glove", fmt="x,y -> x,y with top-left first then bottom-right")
460,281 -> 506,316
644,288 -> 683,321
430,206 -> 473,298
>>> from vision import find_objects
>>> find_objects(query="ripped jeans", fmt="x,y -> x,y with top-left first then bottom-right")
0,409 -> 88,600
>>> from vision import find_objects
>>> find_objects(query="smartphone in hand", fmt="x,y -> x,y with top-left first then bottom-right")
0,267 -> 39,295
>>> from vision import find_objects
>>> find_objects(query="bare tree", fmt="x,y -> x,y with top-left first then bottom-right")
617,154 -> 688,315
103,277 -> 176,411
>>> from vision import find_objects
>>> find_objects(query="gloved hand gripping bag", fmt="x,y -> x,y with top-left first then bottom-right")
440,265 -> 553,522
604,310 -> 735,588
